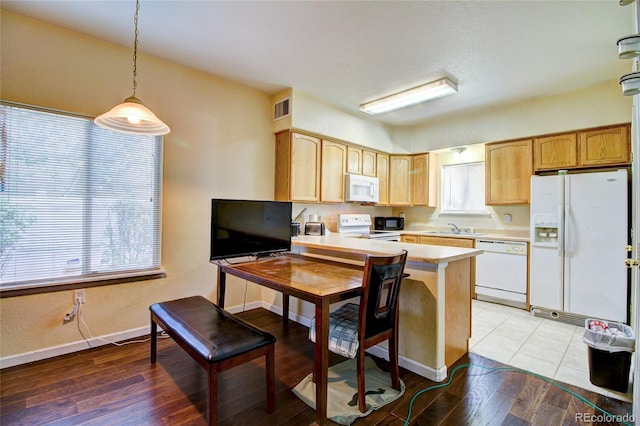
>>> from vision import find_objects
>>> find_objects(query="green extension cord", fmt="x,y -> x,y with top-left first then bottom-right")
403,363 -> 633,426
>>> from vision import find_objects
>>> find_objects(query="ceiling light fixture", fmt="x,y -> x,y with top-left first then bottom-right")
359,77 -> 458,115
620,72 -> 640,96
94,0 -> 170,136
619,0 -> 635,5
452,147 -> 467,155
617,35 -> 640,59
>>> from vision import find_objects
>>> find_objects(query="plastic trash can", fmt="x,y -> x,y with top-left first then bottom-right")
582,319 -> 635,393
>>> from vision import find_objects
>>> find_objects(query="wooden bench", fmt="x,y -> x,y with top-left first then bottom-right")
150,296 -> 276,425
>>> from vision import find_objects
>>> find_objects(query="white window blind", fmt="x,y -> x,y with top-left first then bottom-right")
0,102 -> 162,290
442,162 -> 487,213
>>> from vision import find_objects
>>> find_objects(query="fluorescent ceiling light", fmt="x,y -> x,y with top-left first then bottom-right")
360,77 -> 458,115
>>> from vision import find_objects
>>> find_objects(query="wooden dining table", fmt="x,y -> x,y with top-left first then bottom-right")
215,253 -> 364,425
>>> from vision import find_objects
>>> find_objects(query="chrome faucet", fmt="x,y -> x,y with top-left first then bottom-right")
448,223 -> 461,233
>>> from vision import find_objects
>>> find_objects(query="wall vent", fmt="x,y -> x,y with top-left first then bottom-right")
273,98 -> 290,121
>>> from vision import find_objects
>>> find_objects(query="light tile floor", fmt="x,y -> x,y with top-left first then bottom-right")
470,300 -> 633,402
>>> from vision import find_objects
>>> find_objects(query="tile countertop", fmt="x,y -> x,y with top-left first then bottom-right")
401,230 -> 530,243
292,234 -> 483,264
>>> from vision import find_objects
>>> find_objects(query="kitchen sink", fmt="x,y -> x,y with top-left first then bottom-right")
420,231 -> 487,236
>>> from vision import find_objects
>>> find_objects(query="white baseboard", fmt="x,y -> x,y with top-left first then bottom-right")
0,326 -> 151,369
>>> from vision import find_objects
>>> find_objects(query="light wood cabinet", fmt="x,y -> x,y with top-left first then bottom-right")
534,133 -> 578,171
275,131 -> 321,202
411,235 -> 476,297
485,139 -> 532,205
401,235 -> 419,243
412,153 -> 436,207
533,124 -> 630,171
376,153 -> 390,205
362,150 -> 377,177
418,236 -> 474,248
346,146 -> 362,175
347,147 -> 377,177
579,125 -> 630,167
321,140 -> 347,203
389,155 -> 412,206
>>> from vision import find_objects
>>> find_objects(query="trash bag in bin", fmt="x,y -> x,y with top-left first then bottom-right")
582,319 -> 635,393
582,319 -> 635,353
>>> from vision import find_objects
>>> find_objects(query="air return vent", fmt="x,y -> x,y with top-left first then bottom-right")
273,98 -> 290,121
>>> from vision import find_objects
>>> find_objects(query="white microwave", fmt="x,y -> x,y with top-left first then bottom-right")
345,173 -> 379,203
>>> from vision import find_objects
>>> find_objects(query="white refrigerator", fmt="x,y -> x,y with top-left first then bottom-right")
530,170 -> 629,323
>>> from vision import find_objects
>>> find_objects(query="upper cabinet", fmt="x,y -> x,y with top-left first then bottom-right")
376,153 -> 390,205
346,146 -> 362,175
275,131 -> 321,202
485,139 -> 533,205
579,125 -> 630,168
389,155 -> 412,206
533,124 -> 630,172
412,153 -> 436,207
321,140 -> 347,203
534,133 -> 578,171
362,150 -> 377,177
347,146 -> 377,177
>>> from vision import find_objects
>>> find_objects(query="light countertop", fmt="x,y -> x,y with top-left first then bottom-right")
292,234 -> 483,264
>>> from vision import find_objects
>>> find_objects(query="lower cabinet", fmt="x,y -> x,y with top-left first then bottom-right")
402,235 -> 477,297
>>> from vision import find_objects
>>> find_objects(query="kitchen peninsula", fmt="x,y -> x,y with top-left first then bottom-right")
292,234 -> 482,382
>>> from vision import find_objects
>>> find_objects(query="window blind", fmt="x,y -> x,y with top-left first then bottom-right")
0,102 -> 162,290
442,162 -> 486,213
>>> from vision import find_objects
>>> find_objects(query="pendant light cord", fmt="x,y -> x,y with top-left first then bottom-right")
131,0 -> 140,98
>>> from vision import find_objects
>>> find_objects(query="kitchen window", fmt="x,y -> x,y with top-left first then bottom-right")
0,102 -> 163,293
441,162 -> 487,214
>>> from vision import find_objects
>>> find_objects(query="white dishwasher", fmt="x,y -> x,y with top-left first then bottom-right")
475,239 -> 528,309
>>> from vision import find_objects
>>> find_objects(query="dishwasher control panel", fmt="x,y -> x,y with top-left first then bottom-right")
476,240 -> 527,255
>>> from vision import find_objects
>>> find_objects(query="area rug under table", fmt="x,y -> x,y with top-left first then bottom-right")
293,357 -> 406,425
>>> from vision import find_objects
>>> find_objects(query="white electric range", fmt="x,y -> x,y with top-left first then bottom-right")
336,214 -> 401,241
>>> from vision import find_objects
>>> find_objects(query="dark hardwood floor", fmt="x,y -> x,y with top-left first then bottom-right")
1,308 -> 632,425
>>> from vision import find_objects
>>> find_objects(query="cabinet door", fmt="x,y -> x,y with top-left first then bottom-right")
579,124 -> 630,167
534,133 -> 578,171
347,146 -> 362,175
418,236 -> 474,248
321,140 -> 347,202
291,133 -> 321,202
376,153 -> 390,205
412,153 -> 436,206
485,139 -> 532,205
362,150 -> 377,177
389,155 -> 412,206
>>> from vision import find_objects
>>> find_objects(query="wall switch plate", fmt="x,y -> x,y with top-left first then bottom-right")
74,289 -> 86,304
428,213 -> 437,220
503,213 -> 512,223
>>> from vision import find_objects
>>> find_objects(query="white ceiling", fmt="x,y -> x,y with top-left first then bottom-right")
1,1 -> 634,127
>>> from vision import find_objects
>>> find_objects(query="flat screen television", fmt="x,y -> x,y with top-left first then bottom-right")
210,199 -> 292,261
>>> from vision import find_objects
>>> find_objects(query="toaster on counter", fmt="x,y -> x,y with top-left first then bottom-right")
304,222 -> 325,236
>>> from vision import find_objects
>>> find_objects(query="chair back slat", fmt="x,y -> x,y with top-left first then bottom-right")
359,250 -> 408,341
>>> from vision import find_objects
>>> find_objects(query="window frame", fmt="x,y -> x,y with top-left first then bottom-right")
0,101 -> 165,297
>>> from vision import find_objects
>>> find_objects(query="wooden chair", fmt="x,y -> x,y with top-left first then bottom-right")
309,250 -> 408,413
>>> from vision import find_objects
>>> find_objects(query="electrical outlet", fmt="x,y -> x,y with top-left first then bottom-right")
74,289 -> 86,304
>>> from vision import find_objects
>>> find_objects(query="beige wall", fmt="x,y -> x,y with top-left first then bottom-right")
0,11 -> 274,360
400,80 -> 631,152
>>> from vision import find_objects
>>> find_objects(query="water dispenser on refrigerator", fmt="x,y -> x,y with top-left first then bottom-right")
532,214 -> 558,245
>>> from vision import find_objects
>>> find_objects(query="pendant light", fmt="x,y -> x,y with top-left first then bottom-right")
94,0 -> 170,135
